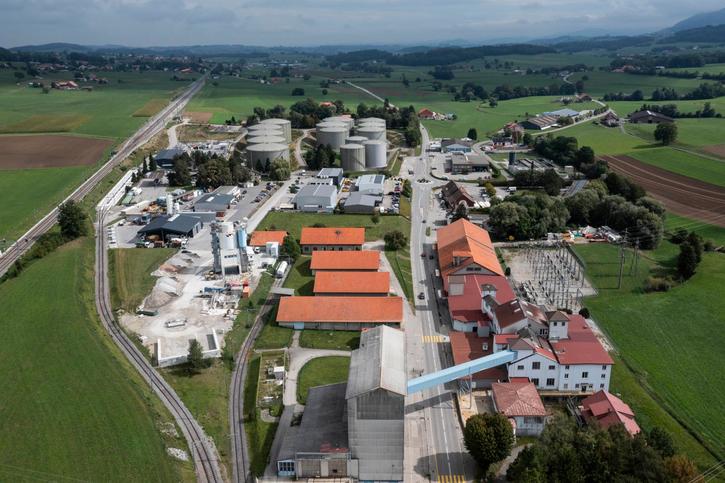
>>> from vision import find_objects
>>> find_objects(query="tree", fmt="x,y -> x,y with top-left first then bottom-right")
541,169 -> 563,195
466,128 -> 478,140
522,132 -> 533,146
148,154 -> 157,171
169,157 -> 192,186
451,203 -> 469,222
484,182 -> 496,198
291,87 -> 305,96
488,98 -> 498,108
654,122 -> 678,145
187,339 -> 207,372
686,231 -> 704,263
646,427 -> 676,458
664,455 -> 699,483
14,71 -> 25,80
196,157 -> 233,189
280,235 -> 301,261
58,200 -> 88,239
677,241 -> 698,280
142,157 -> 149,173
269,158 -> 291,181
506,446 -> 546,483
384,230 -> 407,251
463,413 -> 514,473
321,88 -> 328,95
371,213 -> 380,224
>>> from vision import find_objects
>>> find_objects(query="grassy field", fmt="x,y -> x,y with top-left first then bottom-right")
624,147 -> 725,188
575,241 -> 725,467
109,248 -> 175,312
254,320 -> 294,350
243,355 -> 278,476
299,330 -> 360,350
550,121 -> 655,154
283,255 -> 314,295
624,117 -> 725,150
0,238 -> 191,482
664,214 -> 725,246
257,211 -> 408,242
0,165 -> 91,242
569,71 -> 705,97
296,356 -> 351,404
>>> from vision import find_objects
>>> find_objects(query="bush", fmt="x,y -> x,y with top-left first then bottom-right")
578,307 -> 590,318
384,230 -> 408,251
670,228 -> 689,244
644,276 -> 673,293
704,239 -> 716,252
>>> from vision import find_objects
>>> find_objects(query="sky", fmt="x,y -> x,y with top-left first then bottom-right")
2,0 -> 724,48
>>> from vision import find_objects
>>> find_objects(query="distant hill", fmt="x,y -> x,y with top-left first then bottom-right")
552,35 -> 654,52
661,24 -> 725,43
12,42 -> 94,53
667,8 -> 725,32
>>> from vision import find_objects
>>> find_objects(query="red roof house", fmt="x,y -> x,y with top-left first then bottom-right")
580,390 -> 640,436
491,381 -> 547,436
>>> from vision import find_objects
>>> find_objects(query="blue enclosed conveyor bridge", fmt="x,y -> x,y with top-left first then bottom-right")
407,350 -> 515,394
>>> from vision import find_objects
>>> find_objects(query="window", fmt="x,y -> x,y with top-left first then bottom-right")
546,378 -> 555,386
565,365 -> 570,370
563,383 -> 568,389
548,365 -> 555,370
582,372 -> 589,378
532,362 -> 541,370
600,384 -> 605,388
575,383 -> 580,389
313,247 -> 318,251
517,365 -> 524,370
564,373 -> 569,379
601,373 -> 606,379
524,416 -> 542,424
531,378 -> 539,386
278,461 -> 295,473
539,328 -> 548,336
602,365 -> 608,370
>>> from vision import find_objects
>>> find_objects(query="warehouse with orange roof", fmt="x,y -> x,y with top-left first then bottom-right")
310,250 -> 380,273
300,227 -> 365,253
277,296 -> 403,330
313,271 -> 390,296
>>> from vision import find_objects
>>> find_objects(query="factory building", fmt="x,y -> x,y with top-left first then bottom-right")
355,174 -> 385,196
300,227 -> 365,253
137,214 -> 204,240
310,250 -> 380,273
293,184 -> 338,213
313,271 -> 390,296
343,192 -> 380,214
450,152 -> 491,175
153,146 -> 186,169
340,143 -> 366,172
277,296 -> 403,330
211,221 -> 248,276
193,193 -> 236,215
316,167 -> 344,187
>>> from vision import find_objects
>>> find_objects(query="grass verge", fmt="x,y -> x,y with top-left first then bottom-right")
109,248 -> 175,312
296,356 -> 351,404
299,330 -> 360,350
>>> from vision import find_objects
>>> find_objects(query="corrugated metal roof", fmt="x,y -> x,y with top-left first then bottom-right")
346,326 -> 406,399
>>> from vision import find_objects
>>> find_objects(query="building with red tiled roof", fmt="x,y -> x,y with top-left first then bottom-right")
418,108 -> 436,119
580,390 -> 640,436
437,219 -> 504,283
447,274 -> 515,334
491,381 -> 547,436
300,227 -> 365,253
449,332 -> 506,387
277,296 -> 402,330
313,271 -> 390,296
249,230 -> 288,247
310,250 -> 380,273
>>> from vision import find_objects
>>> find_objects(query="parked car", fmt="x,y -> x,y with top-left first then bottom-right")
418,292 -> 425,300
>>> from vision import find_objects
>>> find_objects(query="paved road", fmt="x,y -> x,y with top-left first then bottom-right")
294,129 -> 312,168
0,75 -> 206,277
345,81 -> 392,107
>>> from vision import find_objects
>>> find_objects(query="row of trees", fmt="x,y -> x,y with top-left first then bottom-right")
604,83 -> 725,102
356,103 -> 421,147
167,151 -> 255,188
303,144 -> 338,171
446,81 -> 577,103
637,102 -> 719,119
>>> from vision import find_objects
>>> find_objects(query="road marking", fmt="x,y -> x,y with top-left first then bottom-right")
422,335 -> 447,343
439,475 -> 465,483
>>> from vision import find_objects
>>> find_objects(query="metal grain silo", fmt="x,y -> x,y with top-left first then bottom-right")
355,125 -> 386,141
260,118 -> 292,143
246,143 -> 290,168
316,127 -> 348,151
246,135 -> 286,146
363,140 -> 387,169
340,143 -> 366,173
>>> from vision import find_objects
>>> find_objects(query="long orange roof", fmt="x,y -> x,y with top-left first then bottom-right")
300,227 -> 365,246
313,271 -> 390,294
277,296 -> 402,323
310,250 -> 380,271
249,230 -> 288,246
437,219 -> 503,277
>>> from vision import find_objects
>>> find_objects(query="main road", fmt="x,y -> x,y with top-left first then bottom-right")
0,73 -> 207,277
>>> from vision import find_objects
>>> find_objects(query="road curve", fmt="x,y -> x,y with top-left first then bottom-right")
0,75 -> 206,277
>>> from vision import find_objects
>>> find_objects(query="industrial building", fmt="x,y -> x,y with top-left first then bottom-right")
277,296 -> 403,330
211,221 -> 248,275
355,174 -> 385,196
300,227 -> 365,253
449,152 -> 490,174
137,214 -> 204,240
246,143 -> 290,168
313,271 -> 390,296
293,184 -> 338,213
193,193 -> 236,214
340,143 -> 366,173
441,139 -> 473,153
276,326 -> 405,481
153,146 -> 186,169
310,250 -> 380,273
316,167 -> 344,186
343,192 -> 380,214
520,115 -> 559,130
628,110 -> 674,124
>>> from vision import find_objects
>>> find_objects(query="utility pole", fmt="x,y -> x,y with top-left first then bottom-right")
633,240 -> 640,274
617,229 -> 628,289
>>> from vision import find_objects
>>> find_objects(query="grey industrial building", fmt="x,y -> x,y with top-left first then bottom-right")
441,139 -> 473,153
138,214 -> 204,239
193,193 -> 236,214
275,326 -> 405,481
449,152 -> 491,174
343,192 -> 380,214
316,167 -> 344,187
153,146 -> 186,169
294,184 -> 338,212
355,174 -> 385,196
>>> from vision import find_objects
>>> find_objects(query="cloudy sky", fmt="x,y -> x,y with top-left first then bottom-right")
2,0 -> 723,47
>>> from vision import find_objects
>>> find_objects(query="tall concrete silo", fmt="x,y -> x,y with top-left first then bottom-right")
316,121 -> 347,130
363,140 -> 387,169
355,125 -> 386,141
246,135 -> 286,146
260,118 -> 292,143
316,127 -> 348,151
340,143 -> 366,173
246,143 -> 290,168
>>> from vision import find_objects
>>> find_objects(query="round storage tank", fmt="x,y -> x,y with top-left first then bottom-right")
363,140 -> 387,169
260,118 -> 292,143
218,222 -> 237,250
355,125 -> 386,141
316,127 -> 348,151
340,144 -> 366,173
316,121 -> 347,130
246,135 -> 286,146
345,135 -> 368,144
358,117 -> 386,127
324,116 -> 354,130
247,124 -> 283,138
246,143 -> 290,168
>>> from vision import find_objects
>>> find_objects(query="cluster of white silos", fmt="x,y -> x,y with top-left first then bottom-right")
247,143 -> 290,168
314,115 -> 388,172
245,119 -> 292,169
259,118 -> 292,143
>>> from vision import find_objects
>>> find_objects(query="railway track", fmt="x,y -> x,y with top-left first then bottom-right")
95,208 -> 223,483
0,75 -> 205,277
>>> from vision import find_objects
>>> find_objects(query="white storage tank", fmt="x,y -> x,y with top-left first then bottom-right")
247,143 -> 290,167
346,135 -> 368,144
358,117 -> 386,126
324,115 -> 354,130
247,124 -> 284,138
260,118 -> 292,143
316,127 -> 348,151
316,121 -> 347,130
246,135 -> 286,146
355,125 -> 386,141
340,143 -> 366,173
363,140 -> 387,169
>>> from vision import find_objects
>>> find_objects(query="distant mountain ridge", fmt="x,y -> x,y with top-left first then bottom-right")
666,7 -> 725,33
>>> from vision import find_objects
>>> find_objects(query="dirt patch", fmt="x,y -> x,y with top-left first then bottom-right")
702,144 -> 725,159
0,134 -> 113,169
0,114 -> 90,134
185,111 -> 213,123
602,154 -> 725,227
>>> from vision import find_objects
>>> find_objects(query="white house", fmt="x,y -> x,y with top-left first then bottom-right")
491,380 -> 547,437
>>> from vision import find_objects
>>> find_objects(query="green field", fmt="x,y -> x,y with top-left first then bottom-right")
569,71 -> 705,97
0,70 -> 186,139
624,117 -> 725,150
665,214 -> 725,246
0,165 -> 92,242
109,248 -> 175,312
283,256 -> 314,295
624,147 -> 725,187
299,330 -> 360,350
0,238 -> 190,482
257,211 -> 408,242
243,355 -> 278,476
576,242 -> 725,467
551,121 -> 655,154
254,320 -> 294,350
296,356 -> 351,404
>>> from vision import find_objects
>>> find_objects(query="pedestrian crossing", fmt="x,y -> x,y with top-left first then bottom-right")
422,335 -> 447,343
438,475 -> 465,483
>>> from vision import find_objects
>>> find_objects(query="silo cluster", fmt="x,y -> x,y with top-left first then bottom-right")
340,144 -> 366,172
314,115 -> 388,172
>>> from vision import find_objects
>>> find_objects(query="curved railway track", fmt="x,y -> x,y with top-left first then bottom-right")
95,208 -> 223,483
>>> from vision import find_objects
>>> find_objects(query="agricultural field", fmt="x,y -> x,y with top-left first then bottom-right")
568,71 -> 705,97
575,241 -> 725,468
625,148 -> 725,188
0,238 -> 191,482
550,121 -> 654,155
624,116 -> 725,151
296,356 -> 350,404
109,248 -> 175,312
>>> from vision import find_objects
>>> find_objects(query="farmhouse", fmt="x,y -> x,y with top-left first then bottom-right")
628,110 -> 674,124
300,227 -> 365,253
277,296 -> 403,330
294,184 -> 338,213
441,181 -> 476,208
310,250 -> 380,273
491,380 -> 547,437
418,108 -> 436,120
580,390 -> 640,436
313,271 -> 390,296
520,115 -> 559,130
449,152 -> 490,175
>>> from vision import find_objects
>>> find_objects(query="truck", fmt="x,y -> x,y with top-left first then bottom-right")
275,261 -> 288,278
